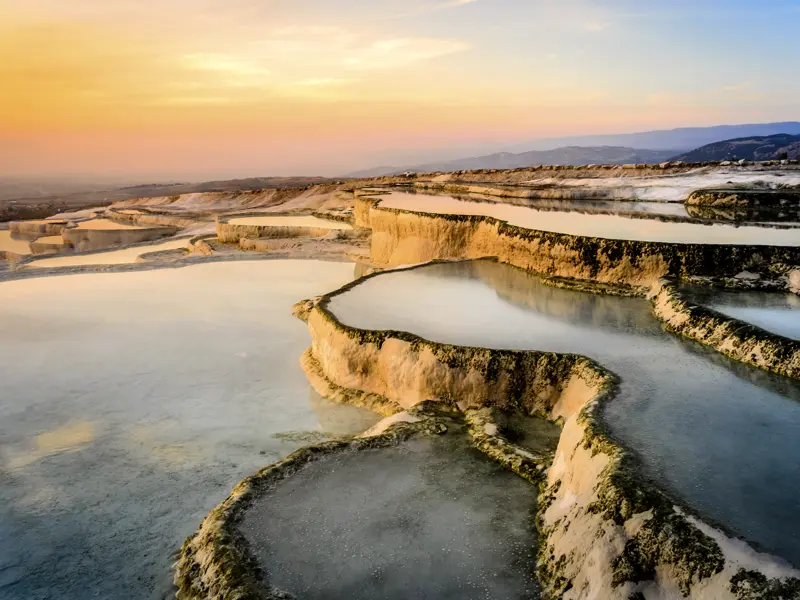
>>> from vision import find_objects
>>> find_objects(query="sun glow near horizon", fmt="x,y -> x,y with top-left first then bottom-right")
2,0 -> 799,177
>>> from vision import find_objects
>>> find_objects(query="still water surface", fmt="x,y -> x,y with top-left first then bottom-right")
0,260 -> 379,600
683,285 -> 800,340
380,192 -> 800,245
242,432 -> 543,599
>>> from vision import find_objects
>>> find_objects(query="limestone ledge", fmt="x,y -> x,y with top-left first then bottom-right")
29,237 -> 73,256
411,183 -> 800,206
216,212 -> 347,244
188,234 -> 216,256
0,249 -> 28,263
106,207 -> 204,229
650,279 -> 800,381
353,195 -> 381,229
297,265 -> 800,599
8,219 -> 69,236
687,189 -> 800,208
370,162 -> 800,187
61,223 -> 177,252
365,201 -> 800,288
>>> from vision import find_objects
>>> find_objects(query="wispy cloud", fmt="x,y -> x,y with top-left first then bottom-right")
386,0 -> 478,20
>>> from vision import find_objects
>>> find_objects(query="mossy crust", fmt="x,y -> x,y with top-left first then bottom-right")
367,200 -> 800,287
651,279 -> 800,381
687,189 -> 800,208
301,261 -> 800,599
176,259 -> 800,600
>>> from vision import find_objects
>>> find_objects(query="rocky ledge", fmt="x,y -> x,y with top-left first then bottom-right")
175,264 -> 800,600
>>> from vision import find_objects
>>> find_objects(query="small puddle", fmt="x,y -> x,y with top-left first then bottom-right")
240,428 -> 541,599
227,215 -> 351,229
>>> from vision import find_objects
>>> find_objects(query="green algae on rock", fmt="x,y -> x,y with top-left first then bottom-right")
650,279 -> 800,380
293,260 -> 800,599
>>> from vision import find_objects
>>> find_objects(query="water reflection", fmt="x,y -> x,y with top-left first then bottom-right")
0,260 -> 375,600
328,260 -> 800,565
683,285 -> 800,340
380,192 -> 800,245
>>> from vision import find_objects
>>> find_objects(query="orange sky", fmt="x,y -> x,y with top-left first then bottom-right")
2,0 -> 798,178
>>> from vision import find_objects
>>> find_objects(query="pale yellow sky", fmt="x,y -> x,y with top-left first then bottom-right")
2,0 -> 797,177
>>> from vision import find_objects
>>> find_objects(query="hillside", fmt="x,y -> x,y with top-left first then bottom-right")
0,176 -> 331,222
672,134 -> 800,162
347,146 -> 676,178
503,121 -> 800,153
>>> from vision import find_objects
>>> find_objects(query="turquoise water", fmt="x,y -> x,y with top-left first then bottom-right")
328,260 -> 800,565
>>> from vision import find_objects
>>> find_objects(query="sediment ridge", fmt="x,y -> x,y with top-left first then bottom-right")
216,213 -> 352,244
650,279 -> 800,380
176,262 -> 800,600
359,196 -> 800,289
300,265 -> 800,599
687,189 -> 800,208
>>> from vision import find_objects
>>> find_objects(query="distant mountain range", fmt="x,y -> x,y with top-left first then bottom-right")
345,121 -> 800,177
671,134 -> 800,162
347,147 -> 677,178
502,121 -> 800,153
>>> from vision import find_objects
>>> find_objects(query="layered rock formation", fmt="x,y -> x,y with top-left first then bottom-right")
361,198 -> 800,289
286,267 -> 800,599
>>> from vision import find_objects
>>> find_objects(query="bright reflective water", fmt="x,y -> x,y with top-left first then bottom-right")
0,230 -> 31,256
0,260 -> 380,600
328,261 -> 800,565
227,215 -> 352,229
241,431 -> 542,599
684,286 -> 800,340
380,192 -> 800,245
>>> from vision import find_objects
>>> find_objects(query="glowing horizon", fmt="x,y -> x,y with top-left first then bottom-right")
2,0 -> 799,178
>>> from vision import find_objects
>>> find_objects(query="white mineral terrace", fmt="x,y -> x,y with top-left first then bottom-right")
380,192 -> 800,246
520,168 -> 800,202
24,238 -> 191,269
226,215 -> 352,229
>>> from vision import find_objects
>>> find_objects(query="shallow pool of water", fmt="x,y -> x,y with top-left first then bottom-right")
328,260 -> 800,565
0,260 -> 380,600
241,431 -> 541,599
380,192 -> 800,245
0,230 -> 32,256
71,218 -> 144,230
227,215 -> 352,229
683,286 -> 800,340
24,238 -> 192,269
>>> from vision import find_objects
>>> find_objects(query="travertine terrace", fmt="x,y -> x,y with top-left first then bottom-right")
5,161 -> 800,600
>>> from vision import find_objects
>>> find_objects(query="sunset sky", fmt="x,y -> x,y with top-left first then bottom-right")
2,0 -> 799,179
